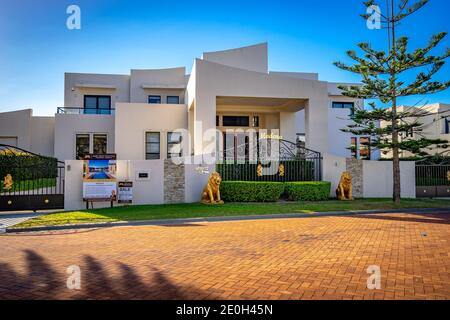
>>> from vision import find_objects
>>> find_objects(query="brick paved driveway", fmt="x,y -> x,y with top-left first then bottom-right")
1,211 -> 449,300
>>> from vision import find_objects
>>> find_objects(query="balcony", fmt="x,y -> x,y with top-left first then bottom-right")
57,107 -> 115,115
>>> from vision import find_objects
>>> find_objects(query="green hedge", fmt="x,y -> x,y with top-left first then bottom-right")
220,181 -> 331,202
0,154 -> 58,181
284,182 -> 331,201
221,181 -> 285,202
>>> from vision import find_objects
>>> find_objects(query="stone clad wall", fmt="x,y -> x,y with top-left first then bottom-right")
346,159 -> 363,198
164,160 -> 185,203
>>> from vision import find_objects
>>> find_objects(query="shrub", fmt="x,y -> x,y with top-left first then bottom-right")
221,181 -> 285,202
285,181 -> 331,201
0,154 -> 58,181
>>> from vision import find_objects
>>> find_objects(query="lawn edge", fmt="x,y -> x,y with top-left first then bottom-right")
6,207 -> 450,234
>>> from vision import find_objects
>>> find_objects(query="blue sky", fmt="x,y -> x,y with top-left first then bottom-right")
0,0 -> 449,115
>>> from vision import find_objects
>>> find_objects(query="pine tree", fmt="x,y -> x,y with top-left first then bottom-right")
334,0 -> 450,203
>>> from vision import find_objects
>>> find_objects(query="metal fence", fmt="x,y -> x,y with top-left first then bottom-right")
216,139 -> 322,182
0,144 -> 65,211
415,164 -> 450,198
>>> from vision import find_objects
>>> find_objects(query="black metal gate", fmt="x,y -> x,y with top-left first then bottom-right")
216,139 -> 322,182
0,144 -> 65,211
416,164 -> 450,198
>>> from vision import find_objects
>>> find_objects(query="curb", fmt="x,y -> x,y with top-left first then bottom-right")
5,207 -> 450,234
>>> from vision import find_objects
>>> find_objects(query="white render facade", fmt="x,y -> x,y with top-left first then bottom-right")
0,43 -> 376,161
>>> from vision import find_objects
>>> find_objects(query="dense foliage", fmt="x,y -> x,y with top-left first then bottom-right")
284,182 -> 332,201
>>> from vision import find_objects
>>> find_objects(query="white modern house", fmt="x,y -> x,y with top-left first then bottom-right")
1,43 -> 419,210
0,43 -> 377,162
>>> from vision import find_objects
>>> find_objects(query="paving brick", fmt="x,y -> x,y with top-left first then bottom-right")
0,212 -> 449,300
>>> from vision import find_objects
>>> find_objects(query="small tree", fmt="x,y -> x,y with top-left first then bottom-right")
334,0 -> 450,203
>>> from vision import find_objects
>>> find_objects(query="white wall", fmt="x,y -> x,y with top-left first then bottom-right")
363,161 -> 416,198
115,103 -> 188,160
322,153 -> 347,197
130,68 -> 186,103
184,156 -> 215,203
64,157 -> 214,210
64,160 -> 165,211
30,116 -> 55,156
202,43 -> 268,73
54,114 -> 115,161
190,58 -> 330,156
64,73 -> 130,107
0,109 -> 32,150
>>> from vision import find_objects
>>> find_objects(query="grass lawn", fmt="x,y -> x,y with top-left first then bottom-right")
0,178 -> 56,194
12,198 -> 450,229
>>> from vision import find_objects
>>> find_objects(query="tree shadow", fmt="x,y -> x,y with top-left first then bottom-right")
348,212 -> 450,225
0,250 -> 208,300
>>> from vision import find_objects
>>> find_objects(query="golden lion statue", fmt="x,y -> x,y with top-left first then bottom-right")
201,172 -> 224,205
336,171 -> 353,201
3,174 -> 13,191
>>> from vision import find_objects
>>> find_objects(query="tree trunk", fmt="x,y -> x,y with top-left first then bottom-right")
390,0 -> 401,204
392,99 -> 401,204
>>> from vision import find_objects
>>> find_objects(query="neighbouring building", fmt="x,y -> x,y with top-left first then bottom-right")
0,43 -> 378,161
380,103 -> 450,158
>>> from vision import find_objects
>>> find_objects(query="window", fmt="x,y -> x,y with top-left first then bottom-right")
84,95 -> 111,114
76,134 -> 90,160
93,134 -> 107,155
167,132 -> 182,158
222,116 -> 250,127
148,95 -> 161,104
360,137 -> 371,160
446,118 -> 450,134
216,116 -> 220,127
332,102 -> 355,109
252,116 -> 260,128
167,96 -> 179,104
350,137 -> 357,159
145,132 -> 160,159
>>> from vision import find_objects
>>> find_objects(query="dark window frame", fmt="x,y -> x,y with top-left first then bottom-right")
145,132 -> 161,160
83,95 -> 111,114
148,95 -> 162,104
93,134 -> 108,155
332,102 -> 355,109
166,96 -> 180,104
76,134 -> 90,160
445,118 -> 450,134
222,116 -> 250,127
167,132 -> 182,159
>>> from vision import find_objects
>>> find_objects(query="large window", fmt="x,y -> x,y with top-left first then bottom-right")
167,132 -> 182,158
145,132 -> 160,159
360,137 -> 371,160
76,133 -> 108,159
167,96 -> 180,104
76,134 -> 90,160
222,116 -> 250,127
445,118 -> 450,134
93,134 -> 107,155
84,95 -> 111,114
148,95 -> 161,104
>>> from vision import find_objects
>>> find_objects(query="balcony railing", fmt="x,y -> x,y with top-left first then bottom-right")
57,107 -> 115,115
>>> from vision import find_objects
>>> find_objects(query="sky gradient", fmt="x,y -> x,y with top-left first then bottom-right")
0,0 -> 449,116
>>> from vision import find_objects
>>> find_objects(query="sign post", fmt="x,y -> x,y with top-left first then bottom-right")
118,181 -> 133,204
82,154 -> 117,208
